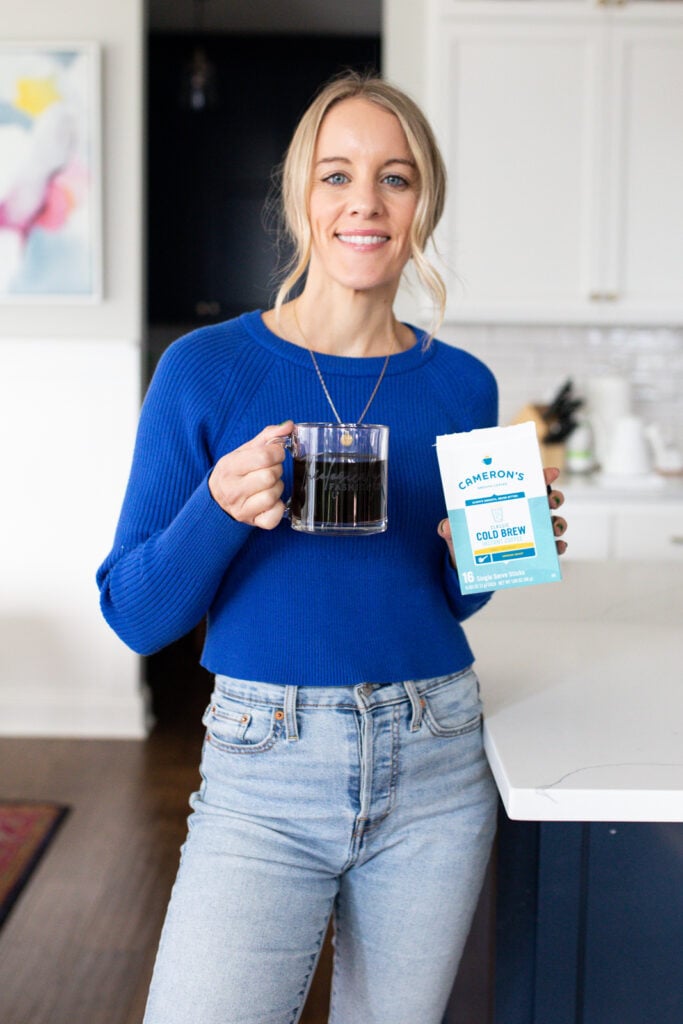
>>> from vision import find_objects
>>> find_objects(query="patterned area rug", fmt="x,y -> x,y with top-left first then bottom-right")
0,801 -> 69,927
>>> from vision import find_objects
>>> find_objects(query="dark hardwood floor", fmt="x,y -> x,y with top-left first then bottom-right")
0,638 -> 332,1024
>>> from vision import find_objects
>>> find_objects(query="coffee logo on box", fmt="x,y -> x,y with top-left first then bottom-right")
457,456 -> 525,491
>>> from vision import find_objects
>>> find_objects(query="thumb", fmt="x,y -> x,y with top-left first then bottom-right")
260,420 -> 294,444
438,517 -> 457,569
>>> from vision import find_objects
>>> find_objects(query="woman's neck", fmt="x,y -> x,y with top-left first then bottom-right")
267,283 -> 414,358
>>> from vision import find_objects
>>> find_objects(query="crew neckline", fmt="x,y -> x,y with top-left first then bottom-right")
240,309 -> 435,376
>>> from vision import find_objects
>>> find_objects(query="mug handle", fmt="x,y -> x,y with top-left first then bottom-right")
267,434 -> 293,450
267,433 -> 293,519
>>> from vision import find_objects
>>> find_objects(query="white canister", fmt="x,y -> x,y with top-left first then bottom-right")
585,376 -> 632,469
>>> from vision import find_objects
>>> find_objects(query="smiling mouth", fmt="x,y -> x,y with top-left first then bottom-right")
336,233 -> 390,245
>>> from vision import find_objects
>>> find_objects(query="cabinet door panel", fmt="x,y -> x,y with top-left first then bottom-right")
433,22 -> 598,318
582,823 -> 683,1024
613,29 -> 683,306
419,3 -> 683,323
495,821 -> 683,1024
614,508 -> 683,560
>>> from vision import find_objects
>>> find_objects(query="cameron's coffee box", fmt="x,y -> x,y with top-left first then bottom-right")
436,421 -> 562,594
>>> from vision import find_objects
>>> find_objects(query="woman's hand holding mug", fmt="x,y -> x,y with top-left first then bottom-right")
209,421 -> 294,529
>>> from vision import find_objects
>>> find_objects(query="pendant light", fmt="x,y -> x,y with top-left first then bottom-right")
180,0 -> 218,112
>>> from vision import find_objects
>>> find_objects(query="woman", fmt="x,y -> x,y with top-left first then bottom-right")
98,73 -> 567,1024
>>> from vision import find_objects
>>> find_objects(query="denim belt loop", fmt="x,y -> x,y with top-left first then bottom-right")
284,685 -> 299,742
403,680 -> 424,732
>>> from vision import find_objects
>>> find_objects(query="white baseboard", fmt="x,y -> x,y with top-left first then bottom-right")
0,685 -> 152,738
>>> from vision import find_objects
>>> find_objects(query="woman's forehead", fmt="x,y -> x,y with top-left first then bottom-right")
314,97 -> 413,160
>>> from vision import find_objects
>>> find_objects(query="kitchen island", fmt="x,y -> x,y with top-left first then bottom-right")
450,561 -> 683,1024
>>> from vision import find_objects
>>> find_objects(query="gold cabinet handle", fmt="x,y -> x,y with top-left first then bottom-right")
589,291 -> 619,301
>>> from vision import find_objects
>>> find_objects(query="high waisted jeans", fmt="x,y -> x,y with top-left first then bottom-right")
142,668 -> 498,1024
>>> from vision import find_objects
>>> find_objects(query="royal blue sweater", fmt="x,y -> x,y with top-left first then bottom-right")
97,311 -> 498,687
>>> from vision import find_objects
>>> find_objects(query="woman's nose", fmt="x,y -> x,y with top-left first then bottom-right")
348,179 -> 383,217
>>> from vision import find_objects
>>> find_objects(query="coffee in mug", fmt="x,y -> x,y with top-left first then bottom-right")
279,423 -> 388,535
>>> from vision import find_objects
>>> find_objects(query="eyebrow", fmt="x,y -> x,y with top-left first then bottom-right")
315,156 -> 417,169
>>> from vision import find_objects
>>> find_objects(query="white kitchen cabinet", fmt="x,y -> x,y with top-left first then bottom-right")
560,481 -> 683,560
613,507 -> 683,560
423,1 -> 683,325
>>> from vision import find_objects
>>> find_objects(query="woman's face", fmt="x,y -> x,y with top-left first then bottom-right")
307,97 -> 419,297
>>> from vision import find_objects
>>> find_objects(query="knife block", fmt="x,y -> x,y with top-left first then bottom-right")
511,404 -> 565,470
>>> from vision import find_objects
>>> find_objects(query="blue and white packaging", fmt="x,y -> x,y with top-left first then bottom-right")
436,421 -> 562,594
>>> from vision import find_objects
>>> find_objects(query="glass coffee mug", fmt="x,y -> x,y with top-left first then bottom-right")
276,423 -> 389,535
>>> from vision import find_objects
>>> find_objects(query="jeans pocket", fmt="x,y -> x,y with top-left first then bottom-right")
202,693 -> 280,753
421,669 -> 482,738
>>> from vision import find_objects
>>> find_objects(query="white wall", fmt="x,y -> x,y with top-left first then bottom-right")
0,0 -> 146,736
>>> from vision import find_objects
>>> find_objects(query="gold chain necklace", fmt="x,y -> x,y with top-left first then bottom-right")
293,303 -> 394,438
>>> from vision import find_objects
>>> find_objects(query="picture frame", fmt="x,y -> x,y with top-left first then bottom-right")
0,42 -> 102,303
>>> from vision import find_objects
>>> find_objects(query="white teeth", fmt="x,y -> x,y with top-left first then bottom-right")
337,234 -> 388,245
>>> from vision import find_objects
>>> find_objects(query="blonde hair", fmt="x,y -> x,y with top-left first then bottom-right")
273,72 -> 447,342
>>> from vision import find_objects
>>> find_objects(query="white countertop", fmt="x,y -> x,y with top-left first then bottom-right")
558,471 -> 683,503
466,561 -> 683,822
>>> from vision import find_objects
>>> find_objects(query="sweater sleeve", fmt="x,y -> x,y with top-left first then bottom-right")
96,338 -> 253,655
442,552 -> 494,621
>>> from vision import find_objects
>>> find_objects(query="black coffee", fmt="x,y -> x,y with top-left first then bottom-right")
291,454 -> 386,530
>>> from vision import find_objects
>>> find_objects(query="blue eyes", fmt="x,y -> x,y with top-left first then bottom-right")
383,174 -> 409,188
321,172 -> 410,189
324,172 -> 349,186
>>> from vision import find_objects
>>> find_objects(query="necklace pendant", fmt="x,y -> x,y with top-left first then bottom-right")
341,430 -> 353,447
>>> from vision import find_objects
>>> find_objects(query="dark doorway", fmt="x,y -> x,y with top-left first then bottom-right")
144,31 -> 380,724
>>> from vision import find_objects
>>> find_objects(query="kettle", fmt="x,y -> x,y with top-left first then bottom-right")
602,415 -> 652,477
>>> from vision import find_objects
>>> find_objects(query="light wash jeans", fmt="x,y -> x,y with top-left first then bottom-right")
143,668 -> 498,1024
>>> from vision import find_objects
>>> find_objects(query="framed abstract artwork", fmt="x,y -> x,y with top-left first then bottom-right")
0,42 -> 102,302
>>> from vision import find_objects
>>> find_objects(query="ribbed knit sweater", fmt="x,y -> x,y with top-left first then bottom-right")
97,311 -> 498,687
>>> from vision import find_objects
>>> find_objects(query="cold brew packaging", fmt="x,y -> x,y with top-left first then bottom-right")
436,421 -> 562,594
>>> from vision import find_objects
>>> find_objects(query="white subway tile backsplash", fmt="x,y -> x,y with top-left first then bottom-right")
440,322 -> 683,450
